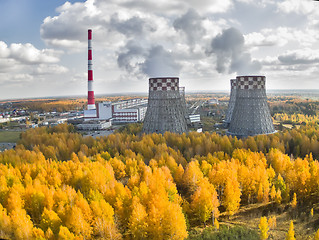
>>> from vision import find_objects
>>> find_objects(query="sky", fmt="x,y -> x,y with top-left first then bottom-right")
0,0 -> 319,100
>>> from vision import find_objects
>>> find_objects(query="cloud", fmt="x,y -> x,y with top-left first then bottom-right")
244,32 -> 279,47
110,14 -> 156,38
117,41 -> 145,75
245,27 -> 319,48
117,41 -> 181,77
208,27 -> 261,74
278,49 -> 319,65
112,0 -> 232,14
0,41 -> 61,64
40,0 -> 110,50
173,9 -> 206,46
277,0 -> 315,15
142,45 -> 181,77
0,40 -> 68,96
33,64 -> 69,75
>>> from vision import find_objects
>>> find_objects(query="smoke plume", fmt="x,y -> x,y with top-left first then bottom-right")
117,42 -> 181,77
209,27 -> 261,75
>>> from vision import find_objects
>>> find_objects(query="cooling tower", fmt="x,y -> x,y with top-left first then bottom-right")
224,79 -> 237,127
142,77 -> 188,134
179,86 -> 190,124
227,76 -> 275,137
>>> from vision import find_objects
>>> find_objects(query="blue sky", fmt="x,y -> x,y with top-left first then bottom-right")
0,0 -> 319,99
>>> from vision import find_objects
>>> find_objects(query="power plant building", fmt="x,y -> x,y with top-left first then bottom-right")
112,99 -> 147,123
84,99 -> 147,123
142,77 -> 188,134
227,76 -> 275,137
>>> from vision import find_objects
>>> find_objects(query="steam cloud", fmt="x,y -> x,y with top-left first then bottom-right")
209,27 -> 261,75
173,9 -> 205,46
117,43 -> 181,77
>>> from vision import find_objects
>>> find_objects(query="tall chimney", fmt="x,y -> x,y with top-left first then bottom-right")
87,29 -> 95,110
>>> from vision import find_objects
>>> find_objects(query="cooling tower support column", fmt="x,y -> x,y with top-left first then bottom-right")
142,77 -> 188,134
87,29 -> 96,110
224,79 -> 237,127
227,76 -> 275,137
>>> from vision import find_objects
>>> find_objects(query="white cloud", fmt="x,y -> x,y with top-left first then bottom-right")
0,41 -> 61,64
278,48 -> 319,65
277,0 -> 315,15
245,27 -> 319,49
33,64 -> 69,75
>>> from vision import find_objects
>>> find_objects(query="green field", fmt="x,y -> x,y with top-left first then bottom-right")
0,131 -> 22,143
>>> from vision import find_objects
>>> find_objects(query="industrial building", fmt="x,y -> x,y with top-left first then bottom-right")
84,99 -> 147,122
227,76 -> 275,137
112,98 -> 147,123
142,77 -> 188,134
224,79 -> 237,127
77,120 -> 111,130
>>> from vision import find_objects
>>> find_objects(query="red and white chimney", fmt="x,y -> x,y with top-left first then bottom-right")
87,29 -> 96,110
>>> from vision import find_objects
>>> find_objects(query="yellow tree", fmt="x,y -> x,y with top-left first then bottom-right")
259,216 -> 269,240
270,186 -> 276,201
65,205 -> 92,239
290,193 -> 297,209
286,221 -> 296,240
223,175 -> 241,216
58,226 -> 75,240
182,161 -> 203,194
0,204 -> 12,239
190,178 -> 220,224
90,199 -> 122,239
40,208 -> 62,235
128,197 -> 148,239
10,208 -> 34,240
268,216 -> 276,230
314,229 -> 319,240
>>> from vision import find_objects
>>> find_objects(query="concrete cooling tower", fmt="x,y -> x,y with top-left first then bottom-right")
224,79 -> 237,127
179,86 -> 190,124
227,76 -> 275,137
142,77 -> 188,134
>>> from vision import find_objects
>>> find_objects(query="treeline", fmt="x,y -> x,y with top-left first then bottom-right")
19,123 -> 319,162
0,124 -> 318,238
269,98 -> 319,116
273,113 -> 319,125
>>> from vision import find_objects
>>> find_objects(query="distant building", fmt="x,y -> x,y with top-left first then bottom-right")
189,114 -> 201,123
83,98 -> 147,123
77,120 -> 111,130
208,99 -> 219,105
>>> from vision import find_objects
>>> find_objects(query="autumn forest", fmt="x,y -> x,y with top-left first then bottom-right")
1,96 -> 319,239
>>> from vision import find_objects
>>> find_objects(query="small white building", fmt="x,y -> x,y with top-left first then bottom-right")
208,99 -> 219,105
77,120 -> 112,130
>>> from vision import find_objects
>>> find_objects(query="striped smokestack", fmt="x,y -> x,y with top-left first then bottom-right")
87,29 -> 95,110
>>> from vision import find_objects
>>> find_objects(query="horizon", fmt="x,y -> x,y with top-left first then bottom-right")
2,88 -> 319,102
